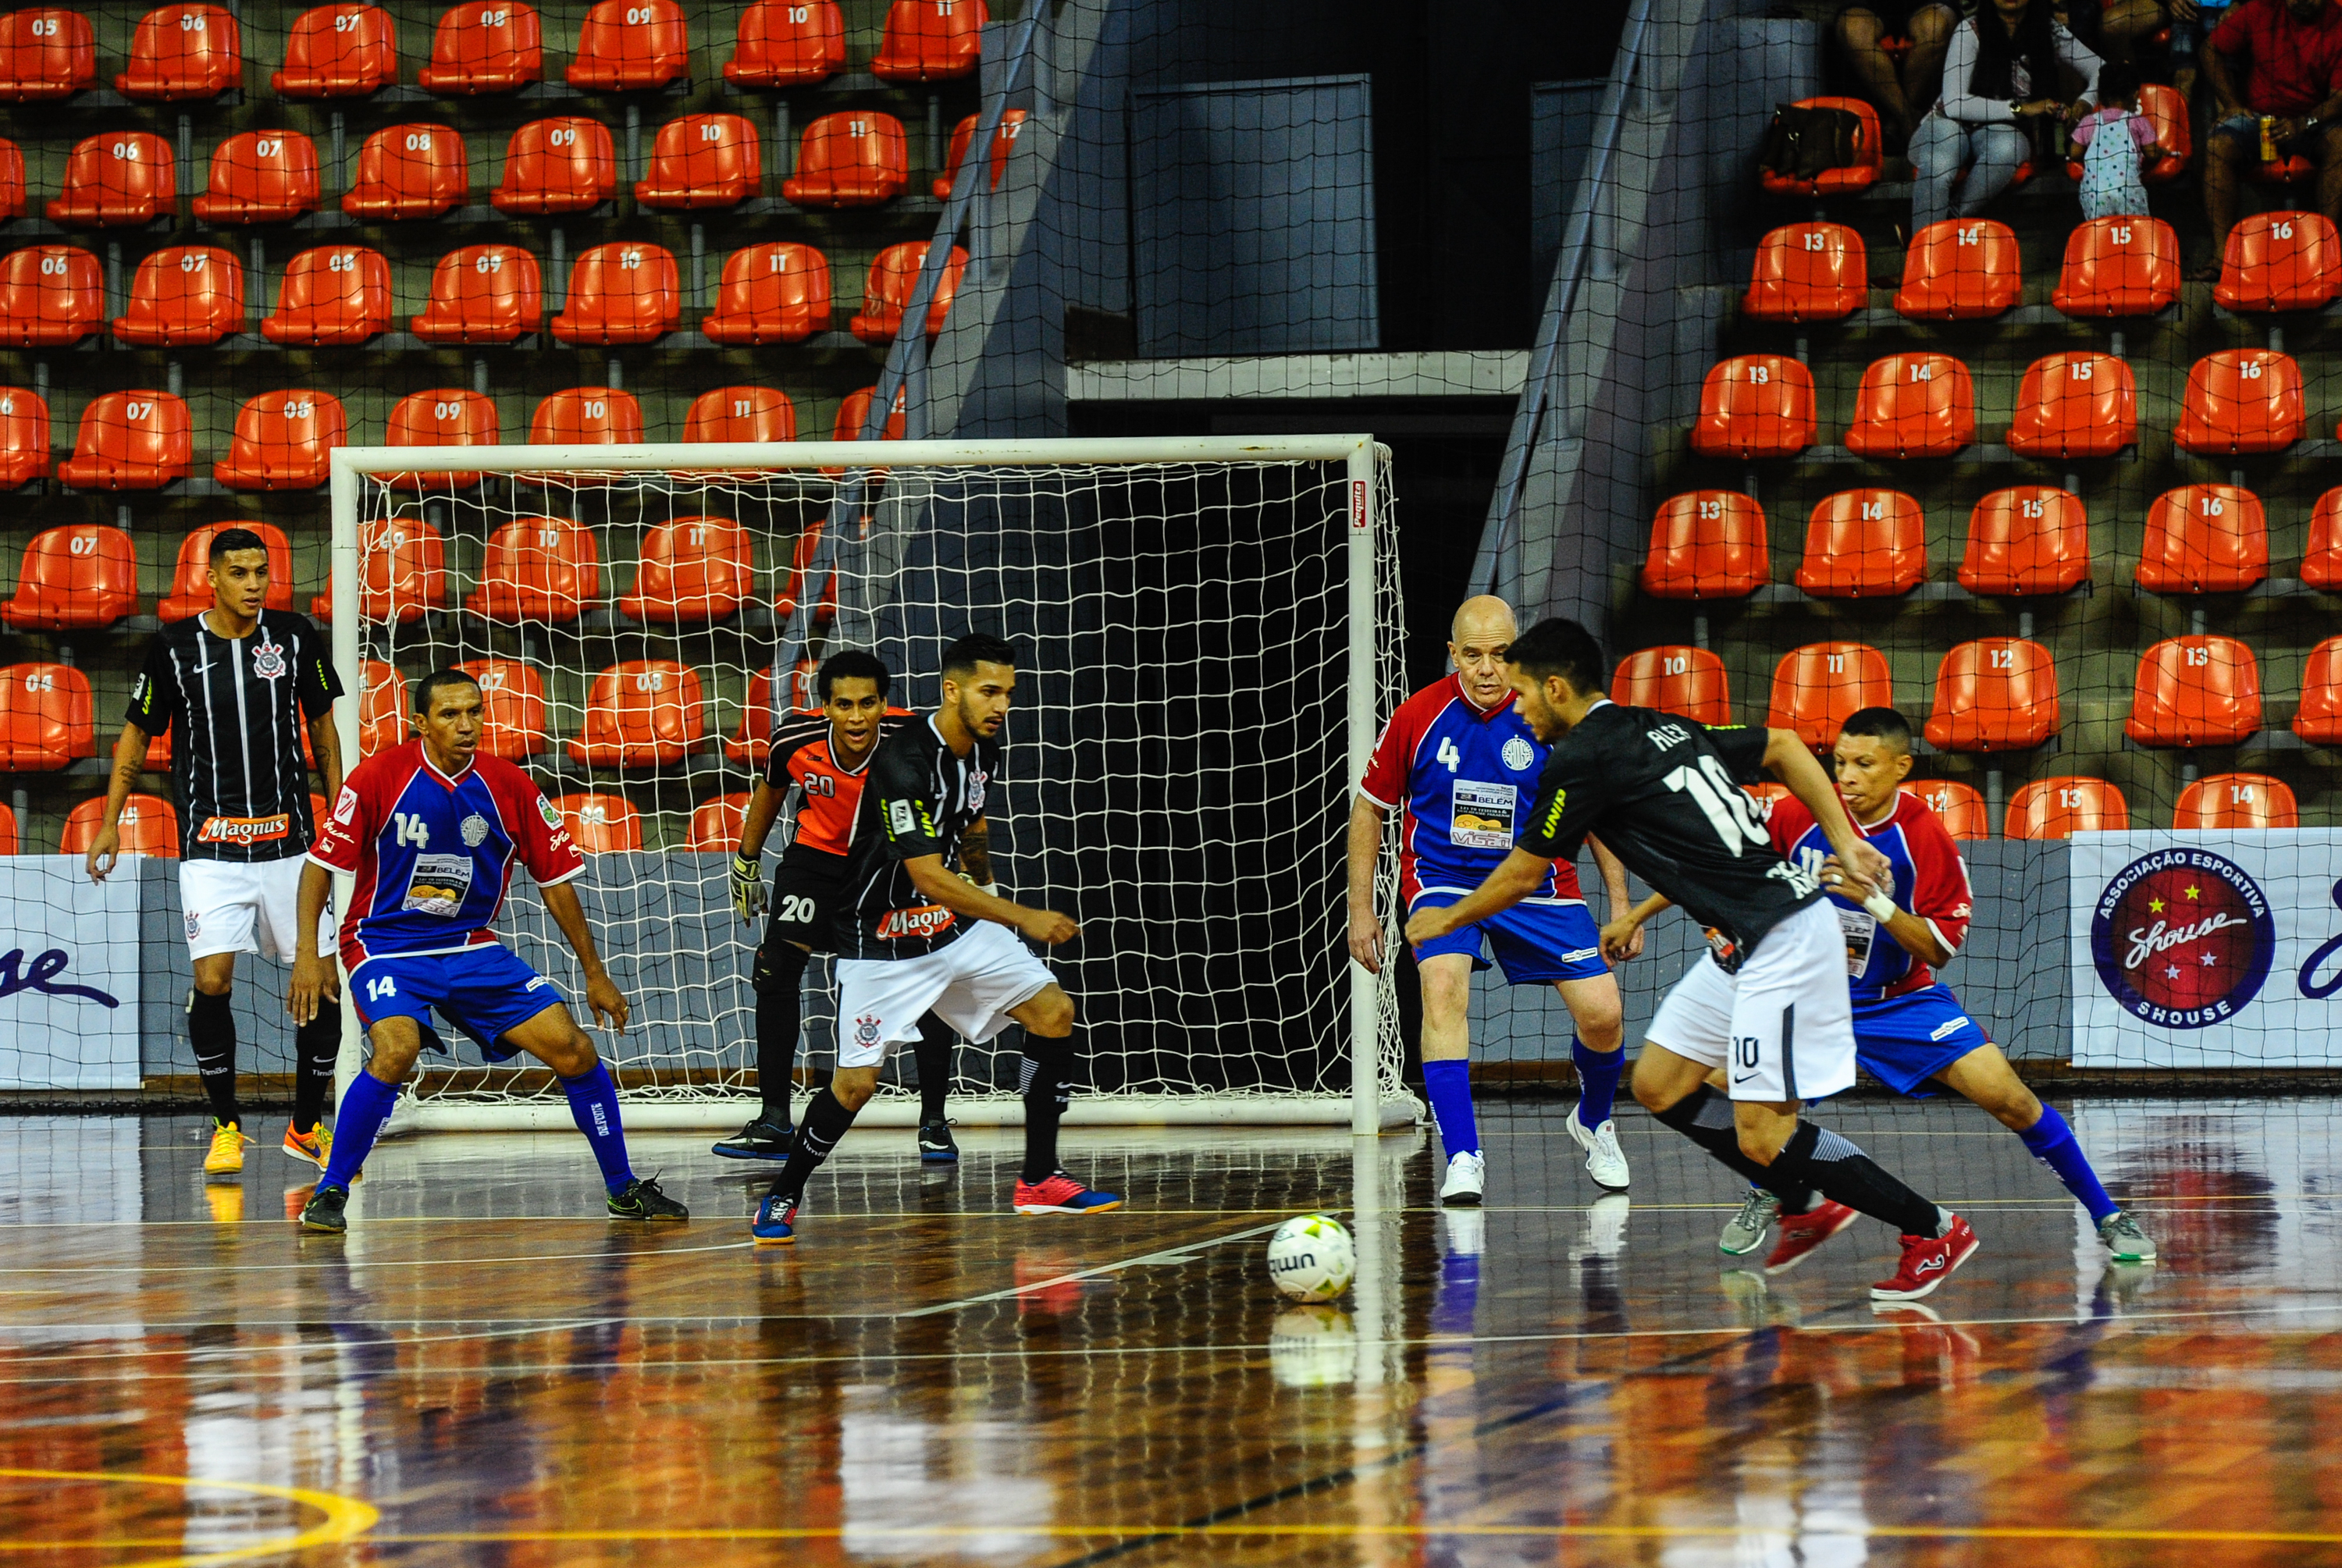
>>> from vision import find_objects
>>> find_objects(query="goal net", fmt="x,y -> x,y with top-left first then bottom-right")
327,436 -> 1412,1133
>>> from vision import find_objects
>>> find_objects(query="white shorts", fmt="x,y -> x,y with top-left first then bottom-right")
833,920 -> 1055,1068
180,857 -> 329,963
1644,898 -> 1855,1102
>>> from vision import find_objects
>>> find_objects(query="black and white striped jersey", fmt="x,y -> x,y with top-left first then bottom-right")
834,714 -> 1002,960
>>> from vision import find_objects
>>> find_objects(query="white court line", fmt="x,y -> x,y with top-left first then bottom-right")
894,1218 -> 1291,1319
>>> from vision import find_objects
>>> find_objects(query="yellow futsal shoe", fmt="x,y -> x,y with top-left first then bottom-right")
202,1120 -> 252,1176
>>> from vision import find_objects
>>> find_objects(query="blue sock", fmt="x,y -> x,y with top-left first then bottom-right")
1571,1036 -> 1623,1130
561,1062 -> 635,1195
322,1071 -> 398,1191
1422,1058 -> 1478,1160
2018,1104 -> 2119,1223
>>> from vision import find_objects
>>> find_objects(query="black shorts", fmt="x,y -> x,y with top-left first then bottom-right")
758,846 -> 849,978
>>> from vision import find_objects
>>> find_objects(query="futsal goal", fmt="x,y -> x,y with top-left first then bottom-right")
326,436 -> 1415,1136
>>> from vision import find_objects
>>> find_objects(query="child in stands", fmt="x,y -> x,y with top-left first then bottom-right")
2070,61 -> 2166,219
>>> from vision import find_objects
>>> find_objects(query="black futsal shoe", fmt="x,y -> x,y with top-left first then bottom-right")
712,1117 -> 794,1161
918,1121 -> 959,1164
300,1183 -> 350,1235
609,1175 -> 690,1222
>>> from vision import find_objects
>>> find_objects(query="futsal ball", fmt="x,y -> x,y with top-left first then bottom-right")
1265,1214 -> 1355,1303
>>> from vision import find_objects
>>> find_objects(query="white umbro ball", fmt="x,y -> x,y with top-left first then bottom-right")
1265,1214 -> 1356,1303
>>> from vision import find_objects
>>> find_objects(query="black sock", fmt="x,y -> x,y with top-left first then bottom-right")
1020,1037 -> 1073,1184
751,940 -> 807,1123
187,988 -> 239,1126
767,1086 -> 859,1205
1651,1086 -> 1816,1211
1767,1120 -> 1945,1237
913,1015 -> 952,1126
292,1012 -> 340,1133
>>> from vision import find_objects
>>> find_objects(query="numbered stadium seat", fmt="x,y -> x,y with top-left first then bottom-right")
935,108 -> 1026,199
1689,355 -> 1814,460
2294,636 -> 2342,745
553,791 -> 642,853
193,130 -> 319,222
2,524 -> 137,628
1902,779 -> 1988,841
1794,489 -> 1925,598
851,241 -> 966,342
119,4 -> 240,99
2175,772 -> 2298,829
870,0 -> 986,80
636,113 -> 760,208
112,245 -> 244,346
48,131 -> 175,225
418,1 -> 539,92
549,242 -> 679,344
411,244 -> 540,342
1923,638 -> 2059,752
1959,486 -> 2089,596
684,385 -> 796,443
724,663 -> 818,763
466,515 -> 598,623
59,390 -> 190,489
685,792 -> 750,852
314,514 -> 446,621
2052,215 -> 2181,317
0,246 -> 102,346
261,246 -> 393,345
343,123 -> 468,219
272,4 -> 396,96
529,386 -> 643,446
62,794 -> 175,856
454,656 -> 548,759
833,384 -> 906,443
725,0 -> 842,84
0,137 -> 20,218
164,521 -> 294,621
2006,351 -> 2135,458
781,111 -> 908,207
492,117 -> 614,215
2127,635 -> 2262,746
1741,222 -> 1867,323
0,7 -> 92,100
1610,645 -> 1730,725
2174,349 -> 2303,453
2006,777 -> 2127,839
1639,490 -> 1768,599
0,661 -> 91,768
1758,97 -> 1881,195
0,386 -> 46,486
1845,352 -> 1973,458
568,660 -> 706,767
567,0 -> 686,89
2212,211 -> 2340,313
357,658 -> 406,756
383,388 -> 497,489
1767,642 -> 1891,748
1893,219 -> 2021,320
702,242 -> 830,343
771,521 -> 836,623
2059,81 -> 2189,183
620,517 -> 750,624
2137,485 -> 2268,594
2305,489 -> 2342,589
214,389 -> 343,490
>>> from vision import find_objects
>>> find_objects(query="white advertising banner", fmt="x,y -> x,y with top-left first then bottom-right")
0,855 -> 144,1089
2070,831 -> 2342,1068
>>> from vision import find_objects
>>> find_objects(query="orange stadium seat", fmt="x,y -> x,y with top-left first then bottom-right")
2176,772 -> 2298,829
454,656 -> 549,759
2305,489 -> 2342,589
468,515 -> 598,622
637,113 -> 761,208
2127,635 -> 2262,746
2174,349 -> 2303,453
1959,486 -> 2089,596
261,246 -> 392,346
2,524 -> 137,629
0,662 -> 91,768
832,384 -> 906,443
724,667 -> 782,764
193,130 -> 319,222
550,242 -> 679,344
493,117 -> 614,215
214,389 -> 343,491
782,112 -> 908,207
1894,219 -> 2020,320
357,659 -> 406,756
418,1 -> 539,92
553,792 -> 642,853
568,0 -> 685,89
2060,82 -> 2189,183
273,4 -> 396,96
1794,489 -> 1925,598
852,241 -> 966,343
2006,351 -> 2134,458
62,794 -> 175,856
59,391 -> 190,489
2212,211 -> 2340,312
1902,779 -> 1988,841
568,660 -> 706,767
1689,355 -> 1813,459
1759,97 -> 1881,196
0,137 -> 20,218
2137,485 -> 2268,594
725,0 -> 842,85
2006,777 -> 2127,839
2053,215 -> 2180,317
315,514 -> 446,622
686,793 -> 750,852
1610,645 -> 1730,725
1846,352 -> 1973,458
685,385 -> 797,443
112,245 -> 244,346
703,242 -> 830,343
411,244 -> 540,342
48,131 -> 175,225
772,521 -> 837,623
0,801 -> 16,853
0,386 -> 47,487
1639,491 -> 1767,599
1767,642 -> 1891,748
0,246 -> 102,346
870,0 -> 986,80
1742,222 -> 1867,323
0,7 -> 92,100
621,517 -> 751,624
530,386 -> 642,448
383,388 -> 497,489
2294,636 -> 2342,744
343,123 -> 468,219
935,108 -> 1026,200
164,521 -> 294,622
119,4 -> 240,99
1746,781 -> 1790,809
1923,638 -> 2059,752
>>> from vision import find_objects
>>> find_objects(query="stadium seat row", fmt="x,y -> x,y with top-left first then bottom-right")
1754,90 -> 2194,201
0,0 -> 982,102
1771,773 -> 2299,840
1646,485 -> 2342,599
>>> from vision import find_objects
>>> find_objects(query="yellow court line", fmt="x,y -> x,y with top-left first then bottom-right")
0,1468 -> 376,1568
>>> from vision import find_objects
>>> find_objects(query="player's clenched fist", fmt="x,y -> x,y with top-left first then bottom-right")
1016,907 -> 1080,945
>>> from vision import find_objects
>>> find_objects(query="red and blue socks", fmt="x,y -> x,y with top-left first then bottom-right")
1422,1058 -> 1478,1160
2018,1103 -> 2119,1223
322,1069 -> 399,1190
1571,1036 -> 1623,1130
560,1061 -> 635,1196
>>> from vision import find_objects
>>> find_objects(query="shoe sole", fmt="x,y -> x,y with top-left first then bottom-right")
920,1150 -> 959,1164
1015,1199 -> 1123,1215
1870,1232 -> 1981,1302
1764,1206 -> 1860,1275
1718,1228 -> 1771,1257
203,1159 -> 244,1176
711,1145 -> 791,1161
609,1210 -> 689,1222
1568,1122 -> 1631,1191
752,1232 -> 797,1246
298,1214 -> 345,1235
281,1143 -> 324,1171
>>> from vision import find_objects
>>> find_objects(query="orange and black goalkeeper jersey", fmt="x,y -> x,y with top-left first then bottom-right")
761,710 -> 916,856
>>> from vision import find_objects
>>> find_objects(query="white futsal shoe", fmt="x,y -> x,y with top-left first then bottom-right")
1568,1115 -> 1631,1189
1439,1150 -> 1486,1207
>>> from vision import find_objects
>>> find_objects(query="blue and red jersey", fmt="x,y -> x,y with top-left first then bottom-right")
308,740 -> 586,971
1359,674 -> 1584,907
1765,790 -> 1974,1001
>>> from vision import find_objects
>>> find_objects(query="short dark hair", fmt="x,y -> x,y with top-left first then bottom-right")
1840,706 -> 1913,753
941,633 -> 1017,683
2095,59 -> 2141,107
1505,617 -> 1607,696
412,667 -> 479,715
208,527 -> 271,566
817,649 -> 891,700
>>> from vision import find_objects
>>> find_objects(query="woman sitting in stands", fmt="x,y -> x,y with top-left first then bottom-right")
1835,1 -> 1963,155
1913,0 -> 2102,227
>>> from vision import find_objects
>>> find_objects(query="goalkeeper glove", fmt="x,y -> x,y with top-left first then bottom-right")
731,853 -> 767,923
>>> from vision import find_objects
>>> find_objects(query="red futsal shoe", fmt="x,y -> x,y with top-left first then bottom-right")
1871,1214 -> 1981,1302
1763,1198 -> 1858,1275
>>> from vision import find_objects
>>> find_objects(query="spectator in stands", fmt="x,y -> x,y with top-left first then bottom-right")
2060,0 -> 2187,62
1835,2 -> 1962,154
2070,60 -> 2166,215
2199,0 -> 2342,275
1913,0 -> 2102,228
2168,0 -> 2236,101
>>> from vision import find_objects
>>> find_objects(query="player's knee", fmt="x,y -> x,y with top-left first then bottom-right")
367,1030 -> 420,1081
1628,1054 -> 1677,1112
1023,991 -> 1075,1038
830,1070 -> 876,1112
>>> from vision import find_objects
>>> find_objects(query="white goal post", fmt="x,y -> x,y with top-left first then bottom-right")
327,435 -> 1415,1136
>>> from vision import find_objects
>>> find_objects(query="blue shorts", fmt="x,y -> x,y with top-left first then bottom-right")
1408,890 -> 1608,985
351,944 -> 568,1061
1851,983 -> 1994,1096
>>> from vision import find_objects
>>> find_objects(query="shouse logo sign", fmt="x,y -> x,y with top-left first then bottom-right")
2091,848 -> 2276,1028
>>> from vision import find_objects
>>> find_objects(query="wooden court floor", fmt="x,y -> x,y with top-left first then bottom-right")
0,1099 -> 2338,1566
